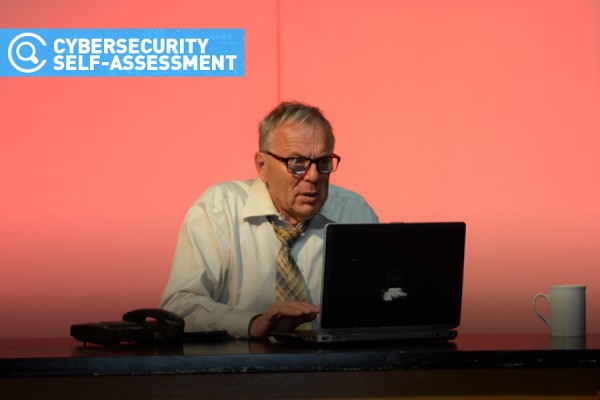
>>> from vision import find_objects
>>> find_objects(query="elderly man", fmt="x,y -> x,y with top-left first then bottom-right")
160,101 -> 378,339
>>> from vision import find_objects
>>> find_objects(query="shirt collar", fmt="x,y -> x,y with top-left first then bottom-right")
242,178 -> 338,224
242,178 -> 279,220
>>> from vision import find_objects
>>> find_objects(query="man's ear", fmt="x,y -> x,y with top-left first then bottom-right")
255,152 -> 268,182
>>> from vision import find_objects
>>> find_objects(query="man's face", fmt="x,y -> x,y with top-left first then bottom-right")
256,122 -> 334,226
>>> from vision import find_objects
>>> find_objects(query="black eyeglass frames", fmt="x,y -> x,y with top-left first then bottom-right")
264,151 -> 341,175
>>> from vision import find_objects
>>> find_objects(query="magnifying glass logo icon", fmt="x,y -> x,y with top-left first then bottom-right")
8,32 -> 47,73
16,41 -> 39,64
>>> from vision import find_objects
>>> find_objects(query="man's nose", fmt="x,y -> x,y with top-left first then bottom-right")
303,162 -> 320,182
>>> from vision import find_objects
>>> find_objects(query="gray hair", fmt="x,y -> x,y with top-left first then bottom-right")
258,101 -> 335,151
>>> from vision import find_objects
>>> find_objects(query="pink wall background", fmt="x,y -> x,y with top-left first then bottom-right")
1,0 -> 599,338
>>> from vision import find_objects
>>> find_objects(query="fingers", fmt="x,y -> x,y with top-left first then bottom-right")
249,301 -> 320,339
265,301 -> 320,320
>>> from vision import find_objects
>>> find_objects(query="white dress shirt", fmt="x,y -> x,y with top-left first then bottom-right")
160,178 -> 378,338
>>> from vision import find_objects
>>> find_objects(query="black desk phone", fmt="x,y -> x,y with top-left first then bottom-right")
71,308 -> 186,345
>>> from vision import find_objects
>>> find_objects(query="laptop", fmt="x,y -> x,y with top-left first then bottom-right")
271,222 -> 466,343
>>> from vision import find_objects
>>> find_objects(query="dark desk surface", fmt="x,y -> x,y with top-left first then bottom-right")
1,333 -> 598,378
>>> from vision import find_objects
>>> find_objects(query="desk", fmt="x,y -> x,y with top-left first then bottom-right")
1,333 -> 599,399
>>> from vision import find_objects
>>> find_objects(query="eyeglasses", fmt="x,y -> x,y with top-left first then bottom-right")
264,151 -> 341,175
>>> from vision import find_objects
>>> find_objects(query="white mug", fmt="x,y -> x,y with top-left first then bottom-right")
533,285 -> 586,337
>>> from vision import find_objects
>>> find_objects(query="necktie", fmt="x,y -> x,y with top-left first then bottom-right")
269,217 -> 309,302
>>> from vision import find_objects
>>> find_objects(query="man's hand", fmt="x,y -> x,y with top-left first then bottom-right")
249,301 -> 320,339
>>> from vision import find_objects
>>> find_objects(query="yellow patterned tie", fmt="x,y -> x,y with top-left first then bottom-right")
269,217 -> 309,302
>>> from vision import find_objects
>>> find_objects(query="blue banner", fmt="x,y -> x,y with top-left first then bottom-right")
0,29 -> 244,77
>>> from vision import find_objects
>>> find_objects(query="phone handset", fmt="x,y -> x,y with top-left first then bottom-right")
122,308 -> 185,341
71,308 -> 230,345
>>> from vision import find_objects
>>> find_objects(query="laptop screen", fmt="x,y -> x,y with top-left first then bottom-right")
320,222 -> 466,330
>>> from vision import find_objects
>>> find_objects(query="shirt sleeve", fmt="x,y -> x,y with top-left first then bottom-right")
159,194 -> 258,338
